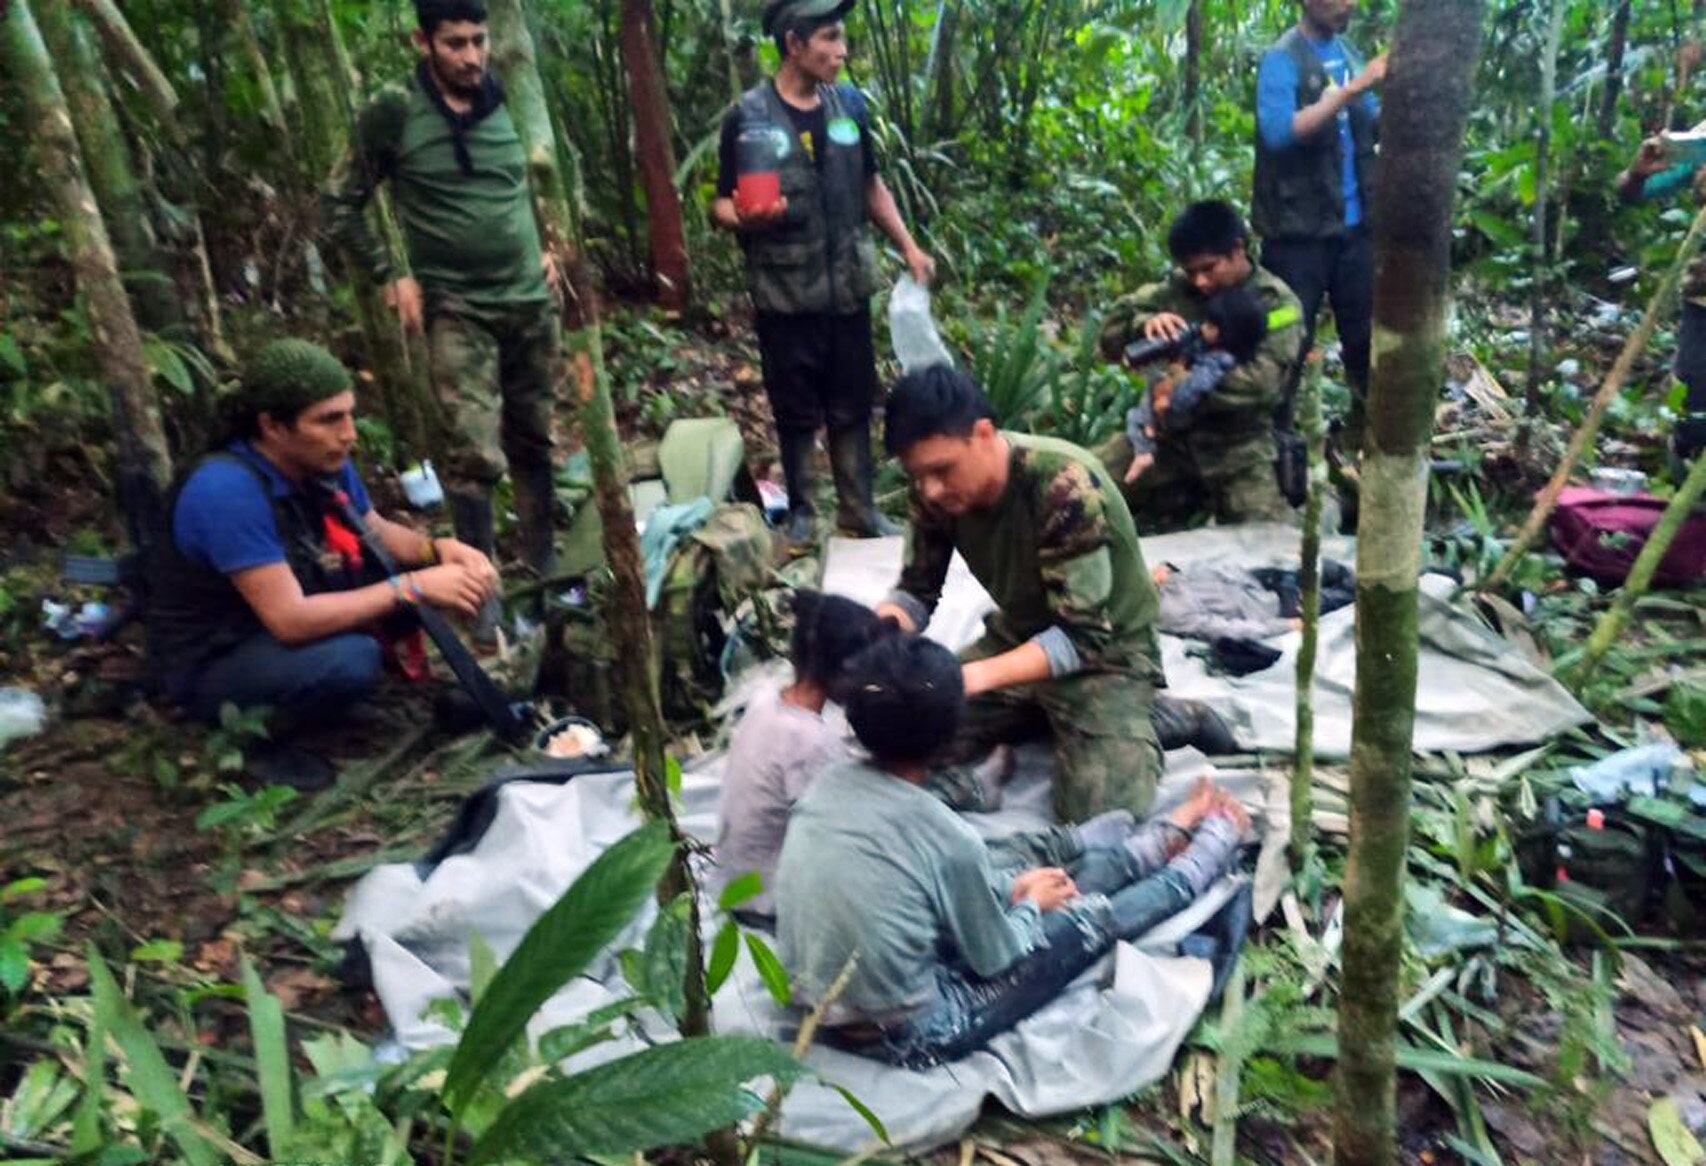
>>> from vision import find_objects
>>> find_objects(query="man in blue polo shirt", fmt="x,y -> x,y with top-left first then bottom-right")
1253,0 -> 1384,448
147,340 -> 499,734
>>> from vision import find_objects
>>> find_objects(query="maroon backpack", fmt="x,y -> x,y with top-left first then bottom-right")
1547,486 -> 1706,587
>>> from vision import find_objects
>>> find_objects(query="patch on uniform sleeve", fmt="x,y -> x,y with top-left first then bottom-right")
1035,455 -> 1113,562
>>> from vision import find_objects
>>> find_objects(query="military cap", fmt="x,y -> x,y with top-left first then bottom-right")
762,0 -> 855,38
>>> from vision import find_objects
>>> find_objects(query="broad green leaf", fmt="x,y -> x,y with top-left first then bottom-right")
1650,1096 -> 1706,1166
0,333 -> 26,376
666,754 -> 684,798
2,877 -> 47,902
242,957 -> 296,1156
86,947 -> 221,1166
745,933 -> 792,1006
129,939 -> 183,963
6,1060 -> 78,1138
640,896 -> 689,1022
469,1036 -> 802,1165
7,912 -> 59,944
468,931 -> 499,1004
0,938 -> 29,993
717,872 -> 764,911
442,821 -> 674,1115
706,921 -> 740,995
142,336 -> 194,397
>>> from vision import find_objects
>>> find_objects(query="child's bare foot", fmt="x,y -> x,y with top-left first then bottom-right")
1167,775 -> 1218,832
1208,789 -> 1251,837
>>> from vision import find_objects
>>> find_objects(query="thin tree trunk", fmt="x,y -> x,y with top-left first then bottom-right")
1570,451 -> 1706,687
1524,0 -> 1565,412
73,0 -> 179,123
3,0 -> 173,490
1184,0 -> 1203,143
1597,0 -> 1632,140
1333,4 -> 1483,1165
214,0 -> 288,144
927,0 -> 959,141
715,0 -> 742,103
486,23 -> 730,1166
37,0 -> 183,334
1486,201 -> 1706,591
1292,354 -> 1326,866
619,0 -> 692,309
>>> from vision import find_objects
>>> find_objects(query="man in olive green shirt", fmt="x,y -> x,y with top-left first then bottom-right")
876,367 -> 1235,821
322,0 -> 559,641
1099,201 -> 1304,530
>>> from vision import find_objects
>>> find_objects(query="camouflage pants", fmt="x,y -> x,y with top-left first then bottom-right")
428,298 -> 561,490
935,636 -> 1164,823
1096,431 -> 1293,533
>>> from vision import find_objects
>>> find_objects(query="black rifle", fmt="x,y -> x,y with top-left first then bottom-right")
1122,322 -> 1205,369
321,483 -> 534,743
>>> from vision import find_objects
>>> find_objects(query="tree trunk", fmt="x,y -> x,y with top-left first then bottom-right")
37,0 -> 183,335
1292,355 -> 1326,867
3,0 -> 173,490
214,0 -> 287,145
1333,4 -> 1483,1165
1486,200 -> 1706,592
619,0 -> 692,309
1597,0 -> 1632,139
73,0 -> 179,124
927,0 -> 959,141
1184,0 -> 1203,143
486,24 -> 727,1163
1570,451 -> 1706,688
279,0 -> 430,463
1523,0 -> 1565,412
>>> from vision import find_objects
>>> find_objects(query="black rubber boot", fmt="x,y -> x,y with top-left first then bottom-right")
828,422 -> 901,538
510,462 -> 558,623
777,427 -> 818,544
1152,695 -> 1239,755
448,486 -> 502,645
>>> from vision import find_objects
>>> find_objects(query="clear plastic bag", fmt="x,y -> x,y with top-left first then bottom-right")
887,275 -> 954,372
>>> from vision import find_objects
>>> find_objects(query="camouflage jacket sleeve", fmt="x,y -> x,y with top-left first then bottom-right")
889,493 -> 955,628
320,87 -> 410,284
1097,281 -> 1174,362
1033,457 -> 1121,669
1210,299 -> 1303,416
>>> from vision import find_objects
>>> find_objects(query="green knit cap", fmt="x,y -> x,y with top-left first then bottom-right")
239,339 -> 353,422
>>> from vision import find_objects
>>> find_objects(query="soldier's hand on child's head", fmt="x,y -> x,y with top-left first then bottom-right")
1143,312 -> 1190,342
1124,452 -> 1154,483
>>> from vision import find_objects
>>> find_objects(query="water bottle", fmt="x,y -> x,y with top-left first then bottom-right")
734,121 -> 783,215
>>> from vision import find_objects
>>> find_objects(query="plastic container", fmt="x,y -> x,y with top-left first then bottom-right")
1569,742 -> 1687,802
734,123 -> 782,214
534,715 -> 610,760
887,275 -> 954,372
400,460 -> 444,510
0,688 -> 46,749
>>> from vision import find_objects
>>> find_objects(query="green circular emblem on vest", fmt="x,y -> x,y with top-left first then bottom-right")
827,116 -> 860,147
768,124 -> 795,159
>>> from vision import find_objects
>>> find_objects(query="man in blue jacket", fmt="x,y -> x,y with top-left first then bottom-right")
1253,0 -> 1385,448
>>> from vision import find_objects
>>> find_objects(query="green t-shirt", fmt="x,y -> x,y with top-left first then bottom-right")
895,432 -> 1163,679
775,759 -> 1044,1022
322,77 -> 548,310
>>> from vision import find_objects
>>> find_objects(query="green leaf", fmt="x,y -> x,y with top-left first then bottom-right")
86,947 -> 221,1166
442,821 -> 675,1116
0,938 -> 29,993
1650,1096 -> 1706,1166
1663,682 -> 1706,748
468,931 -> 499,1004
142,336 -> 195,396
8,912 -> 62,944
469,1036 -> 802,1165
706,920 -> 740,995
129,939 -> 183,963
666,754 -> 684,798
744,932 -> 792,1006
640,897 -> 689,1022
72,1005 -> 107,1154
829,1083 -> 889,1143
717,871 -> 764,911
1268,1034 -> 1544,1088
0,333 -> 27,376
2,877 -> 47,902
242,957 -> 296,1156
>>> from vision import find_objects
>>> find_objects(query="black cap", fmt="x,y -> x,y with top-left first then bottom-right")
761,0 -> 855,38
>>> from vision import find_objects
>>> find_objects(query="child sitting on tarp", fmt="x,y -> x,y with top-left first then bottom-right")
775,633 -> 1247,1068
714,592 -> 1123,925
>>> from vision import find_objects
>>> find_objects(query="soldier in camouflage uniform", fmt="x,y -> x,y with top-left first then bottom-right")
1620,135 -> 1706,466
1098,201 -> 1305,530
876,367 -> 1237,823
322,0 -> 560,641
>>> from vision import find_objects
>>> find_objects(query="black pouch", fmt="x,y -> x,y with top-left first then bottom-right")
1275,429 -> 1308,508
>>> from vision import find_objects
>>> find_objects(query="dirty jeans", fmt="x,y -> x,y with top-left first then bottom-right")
182,632 -> 383,723
846,862 -> 1196,1068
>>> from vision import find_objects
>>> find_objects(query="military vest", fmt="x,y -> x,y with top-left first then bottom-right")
147,450 -> 370,684
1251,28 -> 1378,242
735,82 -> 879,316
